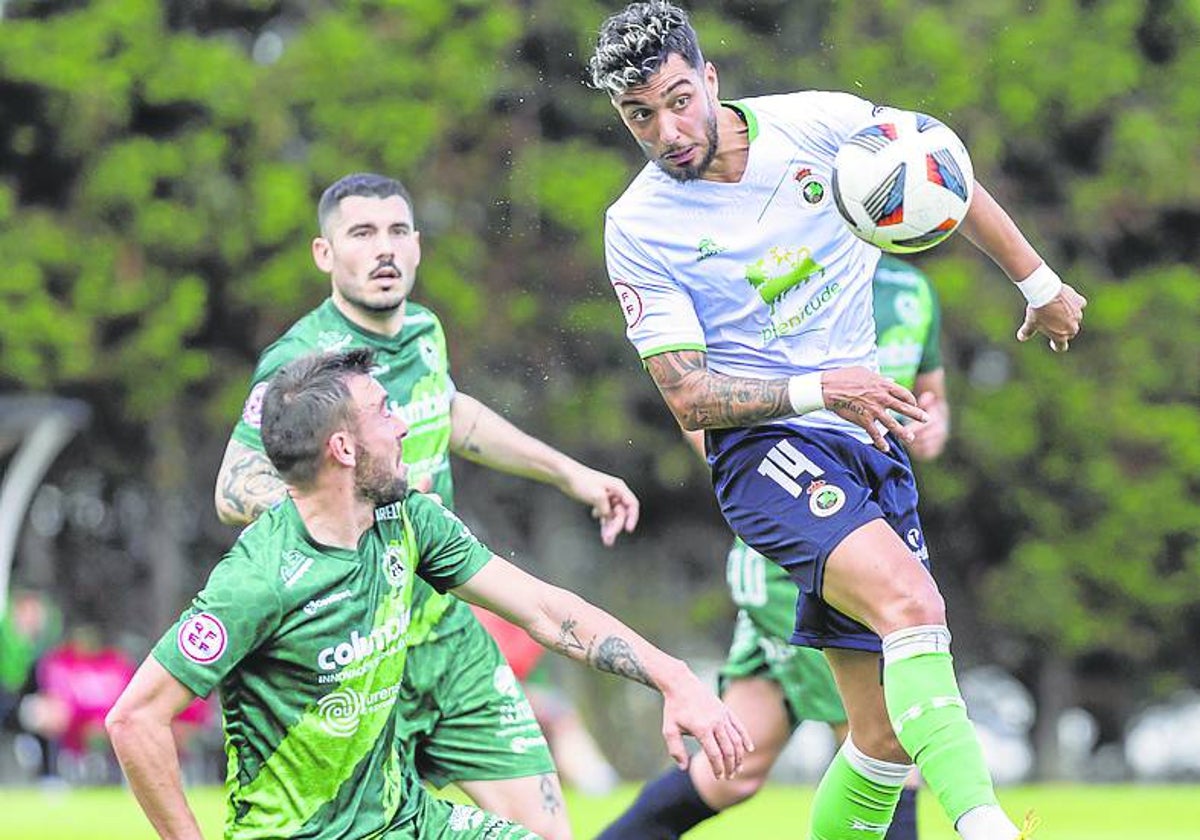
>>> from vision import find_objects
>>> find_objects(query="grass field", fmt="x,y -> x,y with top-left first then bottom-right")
2,782 -> 1198,839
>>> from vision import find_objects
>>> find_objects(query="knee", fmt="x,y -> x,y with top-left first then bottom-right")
875,583 -> 945,636
715,770 -> 768,807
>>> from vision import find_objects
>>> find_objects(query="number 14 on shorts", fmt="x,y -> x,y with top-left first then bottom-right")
757,440 -> 823,497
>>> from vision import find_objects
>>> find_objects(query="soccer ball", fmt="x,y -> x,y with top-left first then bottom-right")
832,110 -> 974,254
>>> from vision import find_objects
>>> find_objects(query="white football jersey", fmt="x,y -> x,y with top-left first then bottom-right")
605,91 -> 886,440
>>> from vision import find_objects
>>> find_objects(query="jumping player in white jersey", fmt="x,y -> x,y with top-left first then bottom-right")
587,3 -> 1085,839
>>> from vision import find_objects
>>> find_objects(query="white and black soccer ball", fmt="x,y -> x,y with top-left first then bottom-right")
832,110 -> 974,254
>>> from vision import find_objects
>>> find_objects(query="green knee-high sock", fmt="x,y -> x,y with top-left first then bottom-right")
810,738 -> 909,840
882,625 -> 998,824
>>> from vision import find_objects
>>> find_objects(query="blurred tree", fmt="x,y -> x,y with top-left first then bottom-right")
1,0 -> 1197,777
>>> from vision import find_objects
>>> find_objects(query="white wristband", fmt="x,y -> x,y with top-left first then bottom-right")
1015,263 -> 1063,308
787,372 -> 824,416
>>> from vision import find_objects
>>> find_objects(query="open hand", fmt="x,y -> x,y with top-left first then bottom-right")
561,466 -> 640,546
660,672 -> 754,780
822,367 -> 928,453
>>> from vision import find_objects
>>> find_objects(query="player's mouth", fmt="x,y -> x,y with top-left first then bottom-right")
662,146 -> 697,167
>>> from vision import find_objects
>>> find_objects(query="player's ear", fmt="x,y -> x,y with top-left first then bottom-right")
312,236 -> 333,273
327,428 -> 356,468
704,61 -> 719,97
412,230 -> 421,269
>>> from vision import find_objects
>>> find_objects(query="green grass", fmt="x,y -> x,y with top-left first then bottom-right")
2,782 -> 1197,838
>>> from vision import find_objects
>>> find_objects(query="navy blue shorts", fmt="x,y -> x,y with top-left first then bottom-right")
708,424 -> 930,653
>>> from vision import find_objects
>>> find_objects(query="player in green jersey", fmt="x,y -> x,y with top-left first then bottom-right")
213,173 -> 640,839
108,348 -> 752,840
597,257 -> 949,840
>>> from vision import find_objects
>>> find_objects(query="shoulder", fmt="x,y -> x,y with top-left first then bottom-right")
741,90 -> 877,136
607,163 -> 674,226
255,307 -> 328,372
402,301 -> 445,337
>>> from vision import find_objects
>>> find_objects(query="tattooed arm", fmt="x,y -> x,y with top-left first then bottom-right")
213,439 -> 287,526
451,555 -> 753,778
645,349 -> 927,451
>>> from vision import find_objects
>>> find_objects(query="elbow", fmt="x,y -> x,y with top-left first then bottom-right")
667,396 -> 707,432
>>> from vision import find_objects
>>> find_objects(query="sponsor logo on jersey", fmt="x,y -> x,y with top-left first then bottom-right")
449,805 -> 486,831
612,280 -> 644,327
696,237 -> 726,260
894,291 -> 922,326
317,682 -> 403,737
509,734 -> 549,754
807,480 -> 846,517
280,550 -> 314,588
792,167 -> 829,206
383,542 -> 408,588
745,246 -> 826,316
178,613 -> 227,664
394,390 -> 451,428
760,281 -> 843,344
417,336 -> 444,373
317,614 -> 410,671
303,589 -> 353,616
241,382 -> 269,429
493,665 -> 521,699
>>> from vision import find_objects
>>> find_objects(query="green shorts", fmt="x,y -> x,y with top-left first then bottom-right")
719,608 -> 847,727
397,599 -> 555,788
387,787 -> 540,839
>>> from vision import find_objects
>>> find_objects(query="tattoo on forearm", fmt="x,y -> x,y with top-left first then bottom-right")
592,636 -> 653,688
555,619 -> 589,656
539,774 -> 562,815
646,350 -> 791,429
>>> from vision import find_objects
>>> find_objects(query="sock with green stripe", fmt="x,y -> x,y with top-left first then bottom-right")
882,625 -> 1018,839
810,737 -> 910,839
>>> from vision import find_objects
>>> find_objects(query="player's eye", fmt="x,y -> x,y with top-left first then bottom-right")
674,95 -> 690,109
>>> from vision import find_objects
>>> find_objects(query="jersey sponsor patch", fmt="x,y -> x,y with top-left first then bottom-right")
241,382 -> 269,429
612,281 -> 644,327
177,613 -> 227,664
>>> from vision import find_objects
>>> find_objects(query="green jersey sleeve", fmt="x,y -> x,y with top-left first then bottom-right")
404,493 -> 493,592
151,542 -> 284,699
229,336 -> 312,453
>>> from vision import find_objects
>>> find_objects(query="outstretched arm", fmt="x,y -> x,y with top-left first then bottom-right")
644,350 -> 927,453
106,658 -> 205,840
450,392 -> 639,545
960,182 -> 1087,352
214,439 -> 287,526
451,556 -> 753,779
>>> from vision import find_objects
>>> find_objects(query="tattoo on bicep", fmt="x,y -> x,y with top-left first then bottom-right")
539,774 -> 562,815
646,350 -> 791,429
222,450 -> 286,519
592,636 -> 653,688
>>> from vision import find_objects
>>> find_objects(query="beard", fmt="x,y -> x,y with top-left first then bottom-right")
354,447 -> 409,506
654,107 -> 720,183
